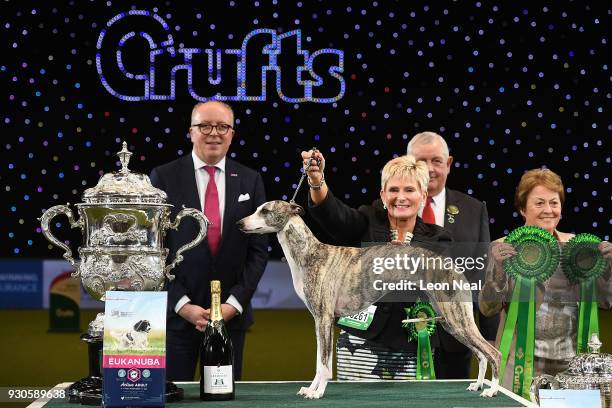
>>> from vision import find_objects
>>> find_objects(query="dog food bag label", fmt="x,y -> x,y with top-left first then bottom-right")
202,365 -> 233,394
337,305 -> 377,330
102,291 -> 167,407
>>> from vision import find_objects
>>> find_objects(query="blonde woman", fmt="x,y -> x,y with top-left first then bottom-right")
301,151 -> 451,380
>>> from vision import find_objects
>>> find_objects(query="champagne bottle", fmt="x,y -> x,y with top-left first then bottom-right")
200,280 -> 235,401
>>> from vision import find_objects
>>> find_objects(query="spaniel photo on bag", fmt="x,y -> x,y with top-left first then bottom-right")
111,320 -> 152,350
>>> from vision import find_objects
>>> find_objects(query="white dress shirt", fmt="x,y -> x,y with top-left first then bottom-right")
174,151 -> 243,316
418,188 -> 446,228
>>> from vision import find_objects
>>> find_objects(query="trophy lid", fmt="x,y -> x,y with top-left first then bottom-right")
81,142 -> 168,204
557,334 -> 612,384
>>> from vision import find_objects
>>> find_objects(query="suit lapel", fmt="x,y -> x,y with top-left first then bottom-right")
220,159 -> 240,251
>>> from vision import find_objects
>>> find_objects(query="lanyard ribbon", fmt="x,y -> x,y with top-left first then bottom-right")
416,328 -> 435,379
498,276 -> 536,400
560,233 -> 606,354
577,279 -> 599,354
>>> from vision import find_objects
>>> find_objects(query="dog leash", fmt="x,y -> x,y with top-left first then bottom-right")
289,147 -> 321,204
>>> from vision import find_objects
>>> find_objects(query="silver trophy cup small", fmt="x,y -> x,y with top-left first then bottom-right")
39,142 -> 208,404
531,333 -> 611,407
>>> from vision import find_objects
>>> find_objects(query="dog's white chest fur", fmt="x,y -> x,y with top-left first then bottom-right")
278,232 -> 307,305
287,258 -> 307,303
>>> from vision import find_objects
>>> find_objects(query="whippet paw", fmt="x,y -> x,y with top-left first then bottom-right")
480,388 -> 498,398
305,390 -> 324,399
298,388 -> 324,399
467,382 -> 483,391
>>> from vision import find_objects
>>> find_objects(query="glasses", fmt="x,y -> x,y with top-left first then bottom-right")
191,123 -> 234,135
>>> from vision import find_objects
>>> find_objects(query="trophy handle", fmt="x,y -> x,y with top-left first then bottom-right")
38,204 -> 84,277
163,207 -> 209,279
530,374 -> 559,405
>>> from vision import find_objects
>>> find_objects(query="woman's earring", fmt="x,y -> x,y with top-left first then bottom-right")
383,202 -> 387,210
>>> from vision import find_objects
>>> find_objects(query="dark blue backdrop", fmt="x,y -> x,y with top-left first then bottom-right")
2,0 -> 609,259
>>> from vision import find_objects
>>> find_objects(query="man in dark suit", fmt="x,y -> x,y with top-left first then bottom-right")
150,101 -> 268,381
407,131 -> 499,379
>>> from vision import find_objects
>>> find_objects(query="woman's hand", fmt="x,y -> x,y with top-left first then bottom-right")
301,149 -> 325,187
491,241 -> 517,266
300,149 -> 329,204
599,241 -> 612,264
488,241 -> 516,291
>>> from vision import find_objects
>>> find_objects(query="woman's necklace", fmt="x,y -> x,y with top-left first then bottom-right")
389,229 -> 413,245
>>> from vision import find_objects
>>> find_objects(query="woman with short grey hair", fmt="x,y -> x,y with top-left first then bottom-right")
300,150 -> 451,380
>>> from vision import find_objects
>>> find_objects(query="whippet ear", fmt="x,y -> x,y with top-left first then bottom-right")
289,203 -> 305,216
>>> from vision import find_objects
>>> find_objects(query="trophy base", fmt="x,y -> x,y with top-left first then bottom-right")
67,379 -> 184,405
67,376 -> 102,405
165,382 -> 185,403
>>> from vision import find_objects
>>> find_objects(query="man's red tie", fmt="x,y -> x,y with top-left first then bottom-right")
422,196 -> 436,225
204,166 -> 221,256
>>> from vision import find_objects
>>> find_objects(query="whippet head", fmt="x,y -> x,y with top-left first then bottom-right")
237,200 -> 304,234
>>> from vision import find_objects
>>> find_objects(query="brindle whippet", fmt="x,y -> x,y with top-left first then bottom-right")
238,200 -> 500,399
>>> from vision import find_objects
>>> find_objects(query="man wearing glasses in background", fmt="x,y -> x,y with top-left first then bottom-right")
150,101 -> 268,381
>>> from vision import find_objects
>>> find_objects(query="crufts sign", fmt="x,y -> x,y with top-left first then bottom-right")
96,10 -> 346,103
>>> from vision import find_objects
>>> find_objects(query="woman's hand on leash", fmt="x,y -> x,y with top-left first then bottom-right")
301,149 -> 328,203
301,149 -> 325,186
178,303 -> 210,331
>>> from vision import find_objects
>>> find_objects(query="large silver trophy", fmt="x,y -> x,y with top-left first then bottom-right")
531,333 -> 611,406
39,142 -> 208,404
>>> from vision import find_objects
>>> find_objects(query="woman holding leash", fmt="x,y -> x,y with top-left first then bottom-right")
301,150 -> 451,380
479,168 -> 611,398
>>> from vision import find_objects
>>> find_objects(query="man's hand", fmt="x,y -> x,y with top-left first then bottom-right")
221,303 -> 239,321
178,303 -> 210,332
197,304 -> 239,331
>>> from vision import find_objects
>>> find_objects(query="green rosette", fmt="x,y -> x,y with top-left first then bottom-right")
499,226 -> 559,400
562,233 -> 605,354
502,225 -> 560,283
403,302 -> 436,380
561,233 -> 605,284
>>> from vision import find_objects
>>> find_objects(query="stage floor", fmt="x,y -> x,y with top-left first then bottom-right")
30,380 -> 534,407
